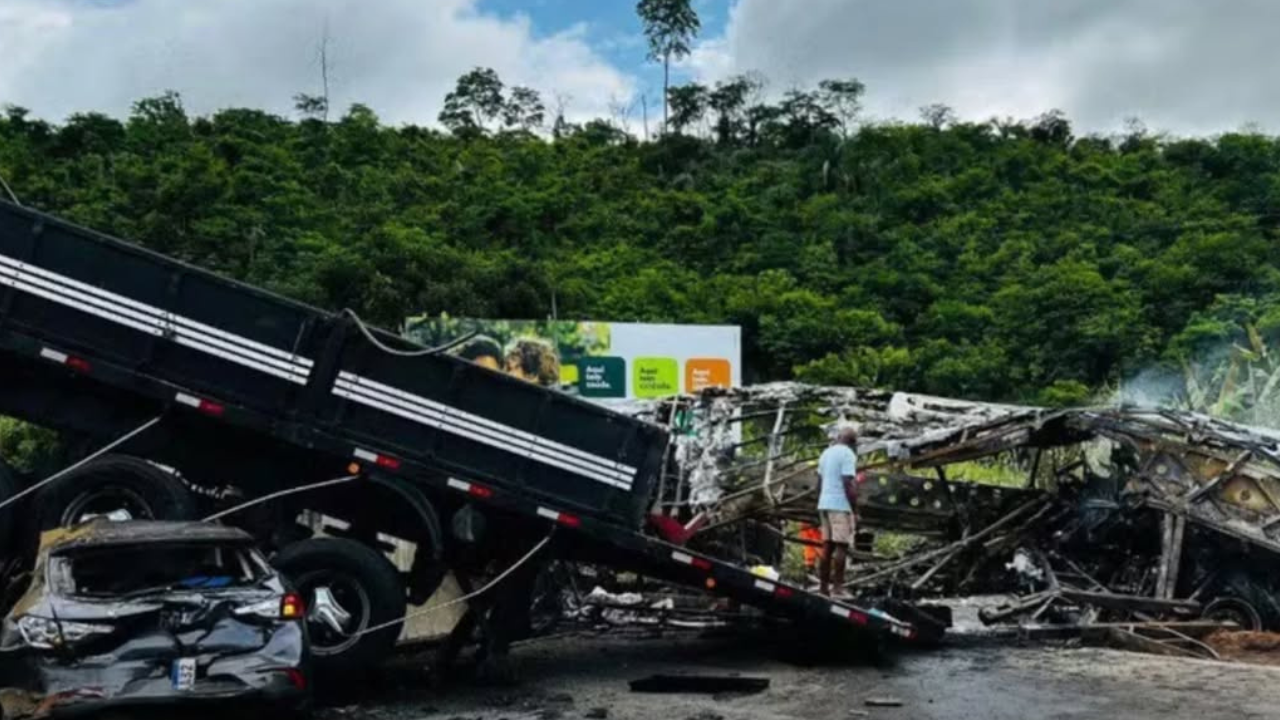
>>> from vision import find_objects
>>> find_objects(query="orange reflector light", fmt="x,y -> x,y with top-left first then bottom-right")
705,578 -> 716,589
281,593 -> 305,619
347,463 -> 361,475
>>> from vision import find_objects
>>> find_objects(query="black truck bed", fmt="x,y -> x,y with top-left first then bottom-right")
0,199 -> 917,643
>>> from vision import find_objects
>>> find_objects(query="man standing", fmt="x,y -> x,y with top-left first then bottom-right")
817,426 -> 859,597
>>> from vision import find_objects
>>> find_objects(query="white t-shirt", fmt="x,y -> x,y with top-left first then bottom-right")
817,444 -> 857,512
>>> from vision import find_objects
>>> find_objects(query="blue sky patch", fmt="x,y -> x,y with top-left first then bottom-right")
478,0 -> 726,91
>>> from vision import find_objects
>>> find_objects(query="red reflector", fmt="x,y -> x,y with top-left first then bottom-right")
66,357 -> 91,373
198,400 -> 225,416
690,557 -> 713,571
557,513 -> 581,528
468,484 -> 493,499
775,586 -> 794,598
849,611 -> 869,626
281,593 -> 304,619
375,455 -> 401,470
282,668 -> 307,691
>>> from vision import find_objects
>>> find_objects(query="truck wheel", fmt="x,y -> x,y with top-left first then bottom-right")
31,455 -> 196,531
1203,596 -> 1263,631
273,538 -> 406,679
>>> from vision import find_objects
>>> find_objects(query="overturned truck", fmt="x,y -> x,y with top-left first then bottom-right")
0,199 -> 917,709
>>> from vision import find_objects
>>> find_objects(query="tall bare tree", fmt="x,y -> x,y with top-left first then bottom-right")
294,18 -> 334,122
317,17 -> 332,122
636,0 -> 700,134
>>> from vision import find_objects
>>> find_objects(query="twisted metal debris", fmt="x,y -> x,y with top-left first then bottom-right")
634,385 -> 1280,644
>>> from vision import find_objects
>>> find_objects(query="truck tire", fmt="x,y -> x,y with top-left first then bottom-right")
30,455 -> 197,532
273,538 -> 406,680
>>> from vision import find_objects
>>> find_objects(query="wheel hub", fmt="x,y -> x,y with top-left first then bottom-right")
62,486 -> 152,526
311,585 -> 353,635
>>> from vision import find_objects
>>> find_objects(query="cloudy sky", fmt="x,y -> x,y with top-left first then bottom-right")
0,0 -> 1275,135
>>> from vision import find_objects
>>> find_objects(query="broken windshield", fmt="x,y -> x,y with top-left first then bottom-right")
49,542 -> 269,598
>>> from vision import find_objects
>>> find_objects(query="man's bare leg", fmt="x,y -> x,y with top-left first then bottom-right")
831,544 -> 848,592
818,541 -> 835,596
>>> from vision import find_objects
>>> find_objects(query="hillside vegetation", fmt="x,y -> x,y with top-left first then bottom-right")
2,82 -> 1279,410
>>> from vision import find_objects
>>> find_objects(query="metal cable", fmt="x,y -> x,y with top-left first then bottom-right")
0,171 -> 20,206
201,475 -> 359,522
341,309 -> 476,357
0,416 -> 162,512
347,533 -> 553,639
199,474 -> 552,639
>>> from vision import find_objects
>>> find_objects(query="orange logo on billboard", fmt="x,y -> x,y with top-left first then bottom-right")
686,358 -> 731,392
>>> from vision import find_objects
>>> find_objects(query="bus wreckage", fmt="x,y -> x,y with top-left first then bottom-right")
638,385 -> 1280,644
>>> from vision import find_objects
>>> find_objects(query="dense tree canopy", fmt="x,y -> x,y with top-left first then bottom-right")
2,74 -> 1279,412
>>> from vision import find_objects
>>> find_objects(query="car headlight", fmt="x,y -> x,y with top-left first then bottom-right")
16,616 -> 114,649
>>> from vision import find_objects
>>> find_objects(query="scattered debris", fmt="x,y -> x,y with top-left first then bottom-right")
847,408 -> 1280,639
585,707 -> 610,719
864,697 -> 905,708
635,385 -> 1280,649
630,675 -> 771,694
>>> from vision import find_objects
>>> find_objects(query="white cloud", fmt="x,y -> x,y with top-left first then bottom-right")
0,0 -> 634,125
691,0 -> 1280,135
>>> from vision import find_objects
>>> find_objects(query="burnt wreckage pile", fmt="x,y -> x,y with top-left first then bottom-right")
635,385 -> 1280,639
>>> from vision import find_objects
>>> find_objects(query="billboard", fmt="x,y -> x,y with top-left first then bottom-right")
403,315 -> 741,401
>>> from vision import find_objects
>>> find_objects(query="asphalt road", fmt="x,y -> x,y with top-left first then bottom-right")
313,629 -> 1280,720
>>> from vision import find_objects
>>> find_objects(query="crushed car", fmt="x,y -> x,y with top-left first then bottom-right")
0,520 -> 309,718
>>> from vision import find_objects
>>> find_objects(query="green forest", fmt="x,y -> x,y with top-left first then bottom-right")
2,71 -> 1279,420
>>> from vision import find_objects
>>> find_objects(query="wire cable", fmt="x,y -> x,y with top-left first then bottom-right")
348,533 -> 553,639
0,171 -> 19,206
0,416 -> 162,512
341,309 -> 476,357
201,475 -> 359,522
199,473 -> 552,641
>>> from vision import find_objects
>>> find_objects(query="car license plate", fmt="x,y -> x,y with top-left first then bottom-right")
171,658 -> 196,691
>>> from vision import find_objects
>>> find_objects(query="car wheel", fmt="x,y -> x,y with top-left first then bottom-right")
30,455 -> 196,533
273,538 -> 406,680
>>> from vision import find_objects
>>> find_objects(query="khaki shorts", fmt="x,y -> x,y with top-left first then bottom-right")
820,511 -> 856,546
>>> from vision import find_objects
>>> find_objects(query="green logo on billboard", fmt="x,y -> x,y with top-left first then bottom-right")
579,357 -> 626,398
634,358 -> 679,398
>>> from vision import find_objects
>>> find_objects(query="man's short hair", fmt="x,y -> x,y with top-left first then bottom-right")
832,423 -> 859,445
